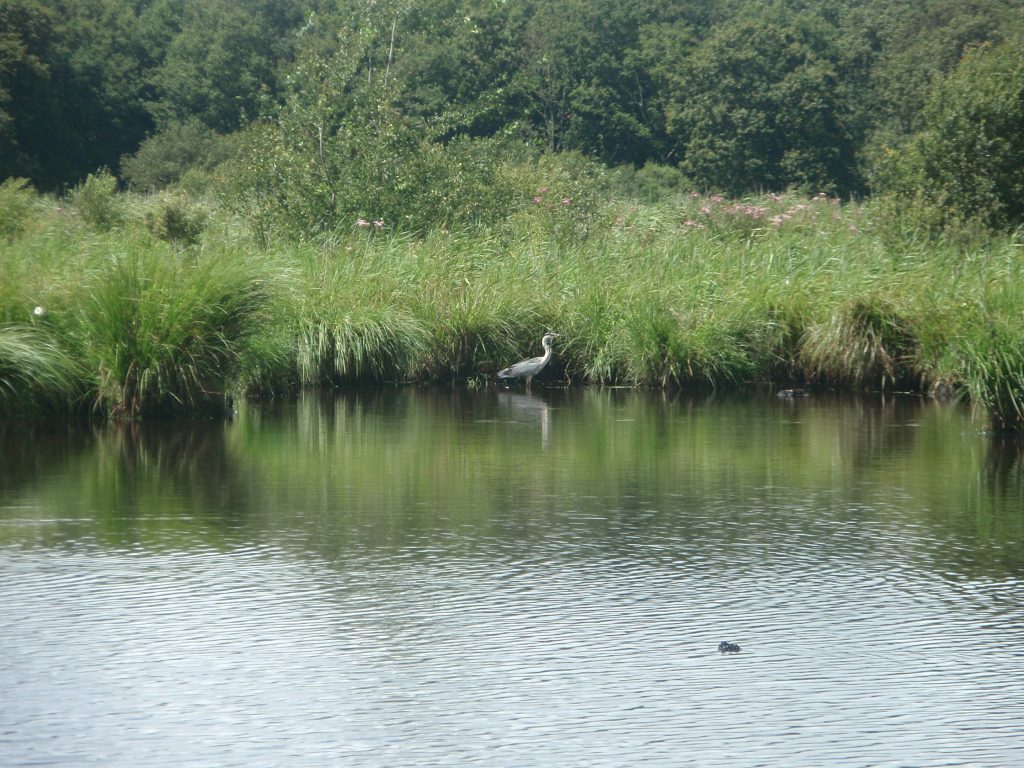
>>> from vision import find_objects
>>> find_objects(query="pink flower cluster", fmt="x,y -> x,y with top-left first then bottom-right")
532,188 -> 572,209
723,203 -> 768,218
681,191 -> 851,232
687,193 -> 769,227
769,204 -> 812,228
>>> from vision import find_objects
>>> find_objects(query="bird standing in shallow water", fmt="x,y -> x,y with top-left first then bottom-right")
498,333 -> 560,390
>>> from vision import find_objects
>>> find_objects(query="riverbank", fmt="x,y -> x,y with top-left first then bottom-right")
2,187 -> 1023,428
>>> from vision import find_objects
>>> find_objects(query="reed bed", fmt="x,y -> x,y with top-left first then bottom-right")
2,188 -> 1023,429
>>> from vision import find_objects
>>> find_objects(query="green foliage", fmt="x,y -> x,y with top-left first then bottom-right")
611,304 -> 757,388
801,297 -> 917,389
957,320 -> 1024,433
5,188 -> 1024,430
859,0 -> 1018,139
290,247 -> 431,385
70,170 -> 123,231
233,16 -> 516,240
4,0 -> 1024,201
146,0 -> 305,133
610,162 -> 690,203
143,193 -> 208,246
0,177 -> 35,239
0,0 -> 60,182
121,120 -> 235,191
667,16 -> 857,194
1,0 -> 154,189
875,40 -> 1024,230
920,259 -> 1024,431
499,150 -> 610,242
297,307 -> 430,386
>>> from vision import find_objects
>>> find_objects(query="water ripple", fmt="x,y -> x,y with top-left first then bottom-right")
3,392 -> 1024,767
4,535 -> 1020,767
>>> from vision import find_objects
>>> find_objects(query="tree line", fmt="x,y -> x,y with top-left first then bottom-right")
2,0 -> 1022,226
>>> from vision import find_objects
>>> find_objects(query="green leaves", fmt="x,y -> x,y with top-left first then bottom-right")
3,0 -> 1022,212
667,17 -> 855,195
868,39 -> 1024,232
233,6 -> 516,240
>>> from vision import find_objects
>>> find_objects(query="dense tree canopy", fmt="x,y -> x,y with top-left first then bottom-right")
665,16 -> 856,194
878,40 -> 1024,228
1,0 -> 1021,207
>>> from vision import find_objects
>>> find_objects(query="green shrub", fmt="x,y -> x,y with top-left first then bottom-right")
144,194 -> 208,246
499,151 -> 610,243
231,37 -> 514,241
70,171 -> 123,231
120,121 -> 232,192
870,40 -> 1024,231
610,161 -> 692,202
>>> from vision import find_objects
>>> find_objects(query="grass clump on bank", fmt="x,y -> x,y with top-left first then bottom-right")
0,324 -> 86,419
2,183 -> 1024,431
78,247 -> 278,418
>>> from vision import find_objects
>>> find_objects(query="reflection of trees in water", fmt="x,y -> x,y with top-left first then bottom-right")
5,391 -> 1024,578
983,437 -> 1024,577
847,395 -> 922,468
985,435 -> 1024,496
0,418 -> 254,548
0,422 -> 95,499
93,420 -> 252,535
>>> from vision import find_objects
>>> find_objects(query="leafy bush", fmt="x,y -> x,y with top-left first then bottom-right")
870,40 -> 1024,230
121,121 -> 237,192
499,151 -> 610,242
144,193 -> 208,245
70,171 -> 123,231
632,163 -> 690,202
607,162 -> 690,203
229,3 -> 530,244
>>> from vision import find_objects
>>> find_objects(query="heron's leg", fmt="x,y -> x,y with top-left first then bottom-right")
525,374 -> 533,391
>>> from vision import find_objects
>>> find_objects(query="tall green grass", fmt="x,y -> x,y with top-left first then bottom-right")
76,247 -> 279,417
0,324 -> 85,418
2,186 -> 1024,429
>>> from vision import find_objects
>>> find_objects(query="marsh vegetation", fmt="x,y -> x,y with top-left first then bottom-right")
2,1 -> 1023,427
3,178 -> 1023,429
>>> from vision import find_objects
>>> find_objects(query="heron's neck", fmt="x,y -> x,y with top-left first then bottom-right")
540,341 -> 553,361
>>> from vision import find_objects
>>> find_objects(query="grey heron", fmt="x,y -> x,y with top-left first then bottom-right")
497,332 -> 560,389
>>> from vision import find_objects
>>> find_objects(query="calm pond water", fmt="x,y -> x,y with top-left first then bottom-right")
2,389 -> 1023,767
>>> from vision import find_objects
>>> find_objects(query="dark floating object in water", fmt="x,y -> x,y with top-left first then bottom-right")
718,641 -> 741,654
776,388 -> 810,398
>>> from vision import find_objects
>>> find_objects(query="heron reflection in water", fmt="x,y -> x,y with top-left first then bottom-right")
497,332 -> 560,390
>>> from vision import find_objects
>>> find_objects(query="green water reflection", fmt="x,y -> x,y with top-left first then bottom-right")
2,389 -> 1022,580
